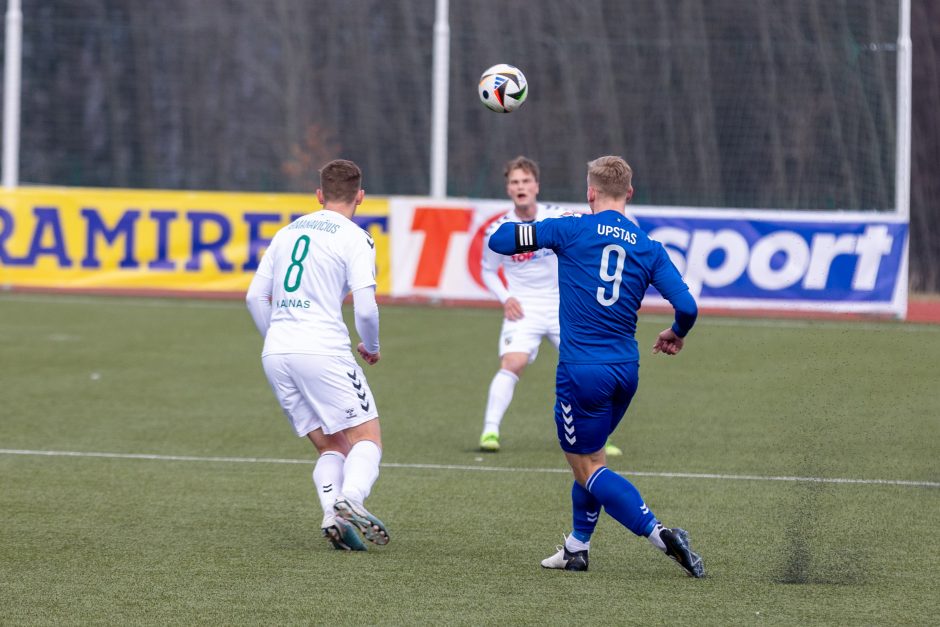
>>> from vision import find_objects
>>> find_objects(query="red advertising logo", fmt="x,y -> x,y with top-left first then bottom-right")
408,207 -> 506,292
466,212 -> 507,290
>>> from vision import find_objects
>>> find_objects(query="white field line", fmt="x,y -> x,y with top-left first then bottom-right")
1,292 -> 936,332
1,448 -> 937,489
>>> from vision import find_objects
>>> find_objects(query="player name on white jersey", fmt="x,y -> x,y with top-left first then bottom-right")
259,209 -> 376,357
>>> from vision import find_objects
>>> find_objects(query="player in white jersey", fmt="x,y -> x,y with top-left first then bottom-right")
246,159 -> 388,552
478,156 -> 621,456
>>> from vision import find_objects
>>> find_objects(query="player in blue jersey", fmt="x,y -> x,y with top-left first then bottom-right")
478,155 -> 622,458
488,155 -> 704,577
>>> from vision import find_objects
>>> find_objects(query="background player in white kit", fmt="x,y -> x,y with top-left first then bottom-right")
479,156 -> 621,457
246,159 -> 389,551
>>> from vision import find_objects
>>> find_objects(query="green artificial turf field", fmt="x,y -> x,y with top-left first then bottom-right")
1,293 -> 937,624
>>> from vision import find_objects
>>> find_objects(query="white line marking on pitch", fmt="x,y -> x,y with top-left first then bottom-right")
1,449 -> 936,489
1,294 -> 936,332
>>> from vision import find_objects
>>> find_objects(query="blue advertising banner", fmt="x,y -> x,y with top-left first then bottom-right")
629,207 -> 908,316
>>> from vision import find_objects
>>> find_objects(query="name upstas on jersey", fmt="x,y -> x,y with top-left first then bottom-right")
597,224 -> 638,245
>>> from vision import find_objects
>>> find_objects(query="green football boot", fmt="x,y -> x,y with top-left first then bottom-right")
479,432 -> 500,452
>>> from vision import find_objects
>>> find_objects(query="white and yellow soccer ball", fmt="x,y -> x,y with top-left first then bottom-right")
478,64 -> 528,113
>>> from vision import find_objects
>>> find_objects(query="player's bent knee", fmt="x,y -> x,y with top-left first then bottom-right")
307,428 -> 351,455
500,353 -> 530,375
564,450 -> 607,486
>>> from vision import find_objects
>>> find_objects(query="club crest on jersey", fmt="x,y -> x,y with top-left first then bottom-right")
345,408 -> 357,419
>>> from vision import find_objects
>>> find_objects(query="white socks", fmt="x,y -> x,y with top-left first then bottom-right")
313,442 -> 383,524
648,523 -> 667,552
312,451 -> 345,525
565,535 -> 590,553
483,369 -> 519,435
562,527 -> 666,554
341,440 -> 382,506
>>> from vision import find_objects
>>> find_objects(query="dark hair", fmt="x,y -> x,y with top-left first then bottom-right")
319,159 -> 362,203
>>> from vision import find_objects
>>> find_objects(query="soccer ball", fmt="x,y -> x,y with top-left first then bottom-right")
478,64 -> 528,113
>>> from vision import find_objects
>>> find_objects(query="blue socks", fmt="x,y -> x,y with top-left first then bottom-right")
570,481 -> 600,543
581,466 -> 658,538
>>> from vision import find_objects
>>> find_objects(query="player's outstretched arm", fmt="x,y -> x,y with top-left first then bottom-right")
488,222 -> 541,255
488,222 -> 520,254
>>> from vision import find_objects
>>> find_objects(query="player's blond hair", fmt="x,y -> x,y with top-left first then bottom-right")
587,156 -> 633,198
319,159 -> 362,203
503,155 -> 540,182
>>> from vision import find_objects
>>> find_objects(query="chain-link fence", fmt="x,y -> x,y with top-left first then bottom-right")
4,0 -> 939,289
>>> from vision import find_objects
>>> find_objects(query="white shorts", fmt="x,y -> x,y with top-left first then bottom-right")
262,353 -> 379,437
498,306 -> 560,362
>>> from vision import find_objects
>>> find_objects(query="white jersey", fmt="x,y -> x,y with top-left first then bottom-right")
481,204 -> 566,308
256,209 -> 376,357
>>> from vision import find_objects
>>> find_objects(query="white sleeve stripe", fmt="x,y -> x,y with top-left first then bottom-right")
514,223 -> 538,251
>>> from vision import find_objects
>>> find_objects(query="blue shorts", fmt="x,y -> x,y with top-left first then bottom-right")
554,361 -> 639,454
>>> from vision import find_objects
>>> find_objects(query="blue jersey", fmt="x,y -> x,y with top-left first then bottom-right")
489,210 -> 696,364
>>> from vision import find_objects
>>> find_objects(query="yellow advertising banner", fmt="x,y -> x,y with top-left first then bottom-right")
0,186 -> 391,295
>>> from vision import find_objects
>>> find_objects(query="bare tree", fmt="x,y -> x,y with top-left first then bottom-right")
9,0 -> 939,290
